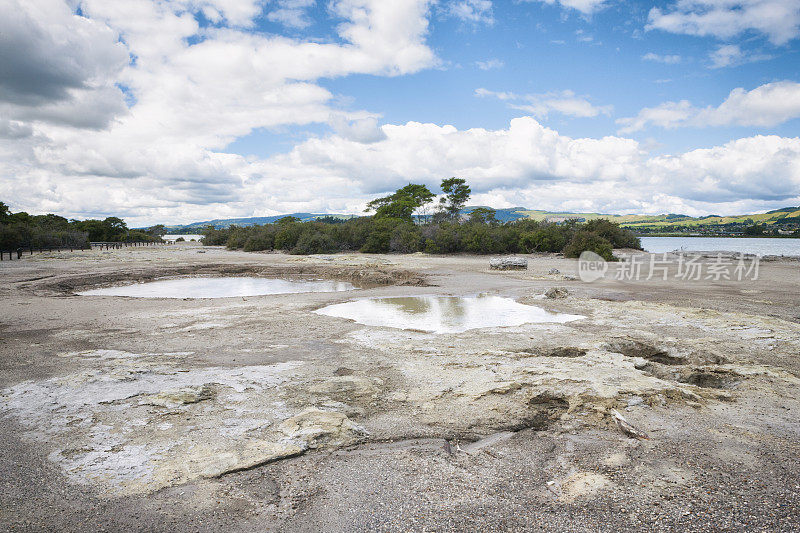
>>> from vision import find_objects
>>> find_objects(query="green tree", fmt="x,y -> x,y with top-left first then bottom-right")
366,183 -> 435,222
147,224 -> 167,237
438,177 -> 471,220
0,202 -> 11,222
468,207 -> 497,224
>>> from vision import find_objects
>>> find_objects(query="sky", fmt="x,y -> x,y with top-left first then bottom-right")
1,0 -> 799,226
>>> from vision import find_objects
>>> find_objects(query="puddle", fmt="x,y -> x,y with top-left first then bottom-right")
315,295 -> 583,333
78,277 -> 356,298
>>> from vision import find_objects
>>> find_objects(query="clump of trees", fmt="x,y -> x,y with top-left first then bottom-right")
0,202 -> 163,250
202,179 -> 640,260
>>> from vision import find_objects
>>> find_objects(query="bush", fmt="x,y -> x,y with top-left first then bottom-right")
201,226 -> 232,246
274,222 -> 304,251
582,219 -> 641,249
198,213 -> 637,260
563,230 -> 616,261
291,231 -> 337,254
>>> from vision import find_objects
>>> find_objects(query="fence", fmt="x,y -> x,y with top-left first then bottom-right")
0,241 -> 163,260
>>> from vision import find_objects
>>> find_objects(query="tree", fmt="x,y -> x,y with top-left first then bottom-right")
468,207 -> 497,224
0,202 -> 10,222
438,177 -> 471,220
147,224 -> 167,237
366,183 -> 435,222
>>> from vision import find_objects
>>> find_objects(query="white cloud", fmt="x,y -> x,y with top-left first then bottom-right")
477,88 -> 613,118
616,100 -> 695,134
476,58 -> 504,70
0,0 -> 437,220
647,0 -> 800,45
328,113 -> 387,143
267,0 -> 317,29
248,118 -> 800,216
0,0 -> 129,128
707,44 -> 772,68
709,44 -> 743,68
522,0 -> 609,16
4,113 -> 799,223
617,81 -> 800,133
445,0 -> 494,24
642,52 -> 682,64
3,0 -> 799,225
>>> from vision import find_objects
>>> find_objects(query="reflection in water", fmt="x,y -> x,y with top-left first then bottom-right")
78,277 -> 355,298
315,294 -> 584,333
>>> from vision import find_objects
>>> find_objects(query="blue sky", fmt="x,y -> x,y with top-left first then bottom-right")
2,0 -> 800,225
231,0 -> 800,157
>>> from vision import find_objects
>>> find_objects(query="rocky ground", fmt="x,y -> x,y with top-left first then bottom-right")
1,242 -> 799,531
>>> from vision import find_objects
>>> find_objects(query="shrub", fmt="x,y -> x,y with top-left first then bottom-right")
582,219 -> 641,249
563,230 -> 615,261
291,231 -> 337,254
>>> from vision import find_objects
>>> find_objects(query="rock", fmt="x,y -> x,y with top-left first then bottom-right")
140,385 -> 214,408
180,441 -> 304,480
544,287 -> 569,299
278,408 -> 366,448
489,256 -> 528,270
548,268 -> 560,275
627,396 -> 644,407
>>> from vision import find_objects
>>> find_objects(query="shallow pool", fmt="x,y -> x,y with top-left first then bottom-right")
78,277 -> 356,298
315,294 -> 584,333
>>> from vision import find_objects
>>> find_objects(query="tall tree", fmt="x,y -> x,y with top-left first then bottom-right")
438,177 -> 471,220
366,183 -> 434,222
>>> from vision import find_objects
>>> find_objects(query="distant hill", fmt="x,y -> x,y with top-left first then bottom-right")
165,213 -> 356,233
165,206 -> 800,233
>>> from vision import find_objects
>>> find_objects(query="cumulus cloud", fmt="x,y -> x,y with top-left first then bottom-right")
647,0 -> 800,45
522,0 -> 609,16
4,112 -> 799,223
329,113 -> 387,143
477,88 -> 613,118
241,117 -> 800,217
642,52 -> 682,64
617,81 -> 800,133
0,0 -> 438,220
0,0 -> 129,128
3,0 -> 799,225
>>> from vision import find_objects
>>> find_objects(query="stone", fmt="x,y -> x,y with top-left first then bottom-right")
278,408 -> 366,449
544,287 -> 569,299
489,256 -> 528,270
139,385 -> 214,408
627,396 -> 644,407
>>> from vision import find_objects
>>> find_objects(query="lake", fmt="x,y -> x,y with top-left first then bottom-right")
640,237 -> 800,257
163,234 -> 204,242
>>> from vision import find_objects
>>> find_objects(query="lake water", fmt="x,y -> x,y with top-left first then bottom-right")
78,277 -> 356,298
315,294 -> 584,334
640,237 -> 800,257
163,234 -> 204,242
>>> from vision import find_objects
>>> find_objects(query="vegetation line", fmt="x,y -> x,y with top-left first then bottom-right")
201,179 -> 641,261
